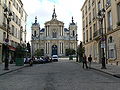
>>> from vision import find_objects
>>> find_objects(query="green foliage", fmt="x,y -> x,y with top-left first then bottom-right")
15,44 -> 26,58
34,49 -> 44,57
77,42 -> 85,57
65,48 -> 76,56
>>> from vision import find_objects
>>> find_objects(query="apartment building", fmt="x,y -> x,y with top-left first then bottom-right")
81,0 -> 120,65
0,0 -> 27,63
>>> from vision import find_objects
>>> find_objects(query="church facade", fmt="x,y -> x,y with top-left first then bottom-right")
31,8 -> 77,57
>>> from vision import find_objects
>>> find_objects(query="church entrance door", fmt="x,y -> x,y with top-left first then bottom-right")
52,45 -> 58,55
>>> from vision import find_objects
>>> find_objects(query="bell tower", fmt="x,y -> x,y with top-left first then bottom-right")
69,17 -> 77,37
31,16 -> 40,40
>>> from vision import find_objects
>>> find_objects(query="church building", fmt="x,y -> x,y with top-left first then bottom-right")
31,7 -> 77,57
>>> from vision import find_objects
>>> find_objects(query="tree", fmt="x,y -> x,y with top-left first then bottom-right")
15,44 -> 26,58
34,49 -> 44,58
77,42 -> 85,62
65,48 -> 76,56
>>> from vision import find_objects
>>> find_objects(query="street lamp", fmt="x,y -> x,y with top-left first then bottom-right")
97,8 -> 106,69
4,7 -> 12,70
76,34 -> 78,62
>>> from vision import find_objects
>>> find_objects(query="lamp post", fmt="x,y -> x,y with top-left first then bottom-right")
97,8 -> 106,69
4,7 -> 12,70
76,34 -> 78,62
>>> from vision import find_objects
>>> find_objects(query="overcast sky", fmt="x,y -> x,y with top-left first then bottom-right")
21,0 -> 85,43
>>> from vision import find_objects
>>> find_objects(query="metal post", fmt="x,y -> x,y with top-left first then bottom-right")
98,9 -> 106,69
4,17 -> 10,70
4,8 -> 12,70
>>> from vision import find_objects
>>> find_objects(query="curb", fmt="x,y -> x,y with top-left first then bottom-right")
0,65 -> 29,76
74,62 -> 120,78
91,67 -> 120,78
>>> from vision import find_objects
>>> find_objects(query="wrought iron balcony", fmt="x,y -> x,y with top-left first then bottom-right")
93,29 -> 102,40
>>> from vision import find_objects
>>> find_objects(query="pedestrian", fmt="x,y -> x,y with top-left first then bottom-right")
82,54 -> 88,69
88,54 -> 92,68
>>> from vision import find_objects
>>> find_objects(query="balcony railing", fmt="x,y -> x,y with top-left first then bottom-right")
107,26 -> 113,32
93,29 -> 102,39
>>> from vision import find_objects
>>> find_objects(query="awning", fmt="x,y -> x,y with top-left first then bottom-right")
8,45 -> 16,51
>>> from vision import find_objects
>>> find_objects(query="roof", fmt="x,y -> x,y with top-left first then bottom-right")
70,22 -> 75,25
64,28 -> 69,32
40,28 -> 45,32
32,23 -> 39,26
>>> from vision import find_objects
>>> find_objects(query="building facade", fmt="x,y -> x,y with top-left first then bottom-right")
0,0 -> 27,63
31,8 -> 77,57
81,0 -> 120,64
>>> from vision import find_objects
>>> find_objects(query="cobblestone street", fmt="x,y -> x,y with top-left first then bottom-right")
0,59 -> 120,90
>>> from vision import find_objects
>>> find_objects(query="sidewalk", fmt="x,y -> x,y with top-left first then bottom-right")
91,62 -> 120,78
0,63 -> 29,76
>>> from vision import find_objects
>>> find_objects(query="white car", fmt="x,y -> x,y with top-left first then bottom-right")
52,55 -> 58,62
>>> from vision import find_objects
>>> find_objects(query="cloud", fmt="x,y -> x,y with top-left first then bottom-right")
22,0 -> 85,43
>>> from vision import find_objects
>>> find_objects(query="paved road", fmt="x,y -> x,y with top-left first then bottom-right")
0,59 -> 120,90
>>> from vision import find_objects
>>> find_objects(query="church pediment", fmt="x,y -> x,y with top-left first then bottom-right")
45,19 -> 64,25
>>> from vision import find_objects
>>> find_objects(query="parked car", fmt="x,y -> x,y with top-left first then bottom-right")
52,55 -> 58,62
24,58 -> 31,64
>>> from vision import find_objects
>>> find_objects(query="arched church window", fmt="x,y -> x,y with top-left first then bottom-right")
73,30 -> 75,37
34,31 -> 36,37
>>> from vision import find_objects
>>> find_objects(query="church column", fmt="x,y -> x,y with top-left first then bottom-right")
62,42 -> 63,54
47,26 -> 49,36
60,42 -> 61,54
46,26 -> 47,37
62,26 -> 63,36
48,42 -> 49,54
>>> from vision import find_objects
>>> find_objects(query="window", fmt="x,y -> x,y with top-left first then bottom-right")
89,13 -> 91,24
98,1 -> 101,11
107,10 -> 112,29
3,32 -> 6,41
88,0 -> 91,9
13,0 -> 15,6
16,15 -> 18,24
106,0 -> 111,5
108,36 -> 116,59
82,10 -> 84,18
12,25 -> 14,35
73,30 -> 75,37
85,6 -> 87,14
86,30 -> 88,42
93,23 -> 96,32
90,27 -> 92,40
108,36 -> 113,43
93,8 -> 96,20
83,32 -> 85,43
4,0 -> 7,4
83,21 -> 85,29
86,17 -> 88,27
34,31 -> 36,37
92,0 -> 94,5
117,3 -> 120,22
52,32 -> 57,38
109,49 -> 114,58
